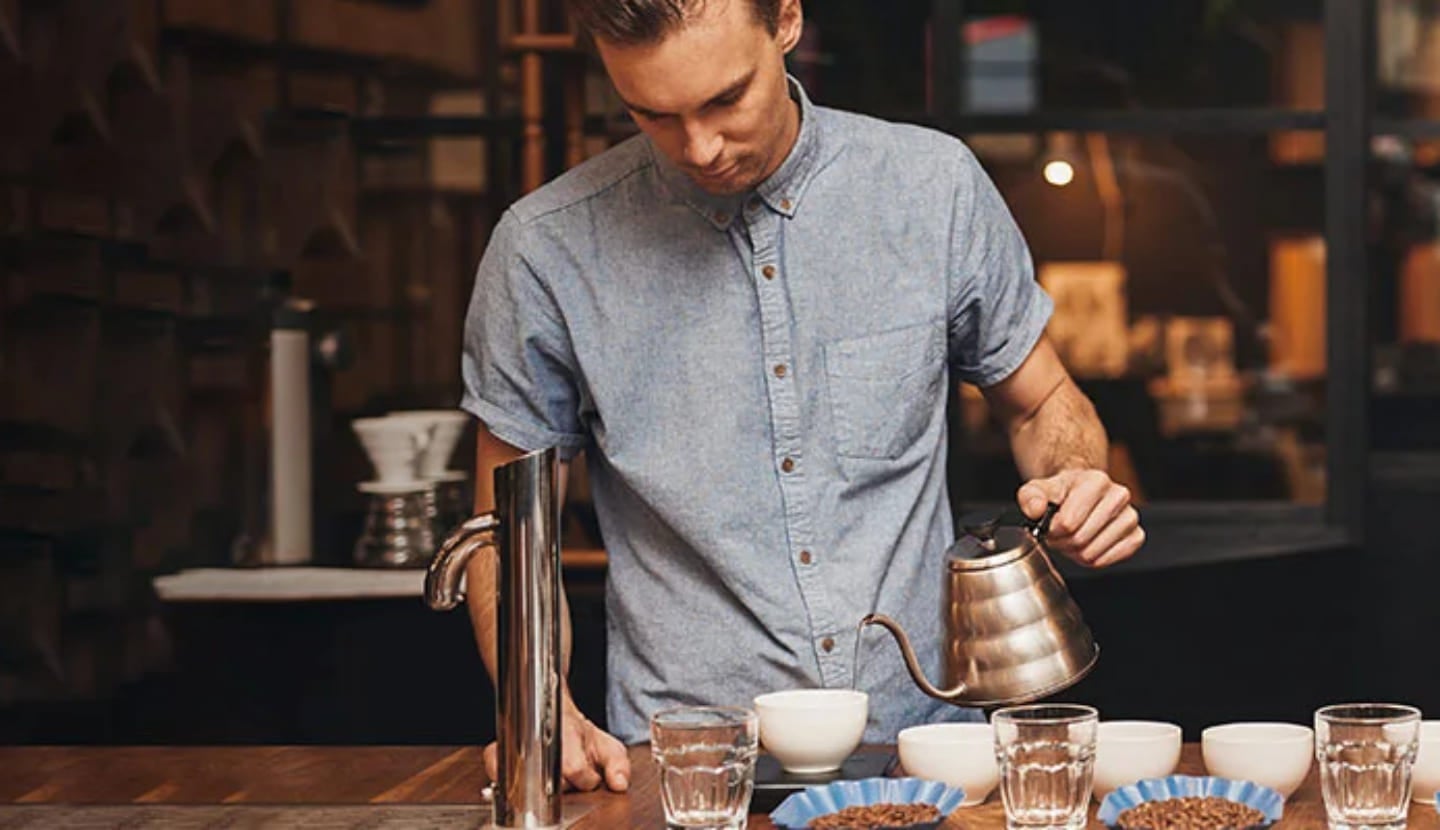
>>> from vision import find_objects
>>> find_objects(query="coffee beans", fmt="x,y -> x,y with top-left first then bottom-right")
1116,796 -> 1267,830
808,801 -> 942,829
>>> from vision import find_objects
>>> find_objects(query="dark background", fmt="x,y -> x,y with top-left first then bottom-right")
3,0 -> 1439,747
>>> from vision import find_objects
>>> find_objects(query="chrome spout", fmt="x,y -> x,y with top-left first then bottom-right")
425,447 -> 563,830
424,513 -> 500,610
860,613 -> 971,704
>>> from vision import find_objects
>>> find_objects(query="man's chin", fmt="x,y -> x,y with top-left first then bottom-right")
688,168 -> 752,196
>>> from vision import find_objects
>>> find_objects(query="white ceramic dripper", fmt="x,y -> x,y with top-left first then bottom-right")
387,409 -> 469,478
352,416 -> 432,483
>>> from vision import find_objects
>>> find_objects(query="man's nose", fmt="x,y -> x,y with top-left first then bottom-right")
680,120 -> 723,169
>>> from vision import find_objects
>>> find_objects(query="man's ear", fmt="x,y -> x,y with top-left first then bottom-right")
776,0 -> 803,53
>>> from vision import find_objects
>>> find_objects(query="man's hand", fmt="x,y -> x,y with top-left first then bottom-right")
482,701 -> 630,793
1018,468 -> 1144,568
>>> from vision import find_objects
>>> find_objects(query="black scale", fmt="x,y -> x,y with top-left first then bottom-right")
749,752 -> 898,813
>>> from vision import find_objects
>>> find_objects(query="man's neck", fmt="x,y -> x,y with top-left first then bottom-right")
756,95 -> 802,186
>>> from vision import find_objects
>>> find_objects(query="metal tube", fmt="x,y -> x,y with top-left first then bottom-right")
493,447 -> 563,829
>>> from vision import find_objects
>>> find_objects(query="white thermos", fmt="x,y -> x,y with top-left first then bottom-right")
269,298 -> 315,564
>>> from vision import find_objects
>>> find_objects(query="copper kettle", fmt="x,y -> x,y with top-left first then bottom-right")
862,503 -> 1099,708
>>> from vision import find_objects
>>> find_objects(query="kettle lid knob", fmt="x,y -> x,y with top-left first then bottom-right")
954,502 -> 1060,558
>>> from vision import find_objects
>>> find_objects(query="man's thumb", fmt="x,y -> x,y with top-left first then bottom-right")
1017,476 -> 1065,519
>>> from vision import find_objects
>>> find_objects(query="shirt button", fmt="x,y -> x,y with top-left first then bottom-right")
781,197 -> 793,211
761,265 -> 776,280
747,196 -> 762,212
799,550 -> 812,565
773,364 -> 787,378
781,457 -> 795,473
713,210 -> 728,224
821,637 -> 835,653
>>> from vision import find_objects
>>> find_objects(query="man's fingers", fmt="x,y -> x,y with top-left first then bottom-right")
562,743 -> 604,792
559,715 -> 603,791
1076,507 -> 1142,566
1068,483 -> 1131,549
1047,471 -> 1108,538
592,728 -> 631,792
494,713 -> 627,793
1090,524 -> 1145,568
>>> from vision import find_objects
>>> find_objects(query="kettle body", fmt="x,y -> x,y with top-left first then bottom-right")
862,506 -> 1099,707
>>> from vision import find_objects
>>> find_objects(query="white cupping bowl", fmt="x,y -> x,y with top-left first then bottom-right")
1411,721 -> 1440,802
1201,722 -> 1314,798
753,689 -> 868,774
897,722 -> 998,806
1092,721 -> 1183,798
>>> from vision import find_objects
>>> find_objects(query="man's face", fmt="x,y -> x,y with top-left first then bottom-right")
596,0 -> 803,196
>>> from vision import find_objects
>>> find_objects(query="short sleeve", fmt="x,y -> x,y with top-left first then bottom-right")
946,146 -> 1053,387
460,209 -> 588,459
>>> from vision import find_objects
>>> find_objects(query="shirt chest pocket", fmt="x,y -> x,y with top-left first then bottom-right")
824,321 -> 945,460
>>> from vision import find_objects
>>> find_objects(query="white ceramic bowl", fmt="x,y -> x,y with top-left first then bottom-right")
1201,722 -> 1313,798
753,689 -> 868,774
1412,721 -> 1440,802
1092,720 -> 1183,797
897,722 -> 999,806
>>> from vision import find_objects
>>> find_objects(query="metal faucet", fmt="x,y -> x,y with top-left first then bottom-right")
425,447 -> 563,830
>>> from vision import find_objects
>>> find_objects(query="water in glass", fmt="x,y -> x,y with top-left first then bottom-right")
1319,740 -> 1413,830
1316,703 -> 1421,830
651,706 -> 758,830
994,704 -> 1098,830
998,740 -> 1096,830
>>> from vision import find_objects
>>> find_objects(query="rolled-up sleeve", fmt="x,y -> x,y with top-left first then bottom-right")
946,146 -> 1053,388
460,209 -> 588,458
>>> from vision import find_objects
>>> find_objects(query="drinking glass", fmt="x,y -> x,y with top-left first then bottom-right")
1316,703 -> 1422,830
993,704 -> 1099,830
651,705 -> 759,830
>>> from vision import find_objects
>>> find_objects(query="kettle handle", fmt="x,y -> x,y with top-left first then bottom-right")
1026,502 -> 1061,539
960,501 -> 1061,543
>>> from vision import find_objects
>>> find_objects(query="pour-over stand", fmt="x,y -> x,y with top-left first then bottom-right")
353,479 -> 437,567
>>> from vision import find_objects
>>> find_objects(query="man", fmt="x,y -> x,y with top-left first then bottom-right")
461,0 -> 1144,794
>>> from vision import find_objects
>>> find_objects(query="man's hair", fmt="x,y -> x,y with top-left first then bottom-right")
566,0 -> 781,46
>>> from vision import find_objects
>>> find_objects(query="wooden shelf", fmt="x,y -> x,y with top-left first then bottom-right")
876,108 -> 1328,136
153,549 -> 609,603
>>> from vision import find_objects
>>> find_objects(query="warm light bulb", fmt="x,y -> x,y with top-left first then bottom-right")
1044,160 -> 1074,187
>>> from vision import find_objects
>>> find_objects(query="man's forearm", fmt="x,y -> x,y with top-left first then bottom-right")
466,433 -> 578,708
1005,377 -> 1108,480
463,552 -> 576,690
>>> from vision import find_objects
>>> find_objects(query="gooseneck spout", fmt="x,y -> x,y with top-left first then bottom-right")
424,513 -> 500,610
860,613 -> 971,704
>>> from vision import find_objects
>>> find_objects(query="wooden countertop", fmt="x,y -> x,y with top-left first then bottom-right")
0,744 -> 1434,828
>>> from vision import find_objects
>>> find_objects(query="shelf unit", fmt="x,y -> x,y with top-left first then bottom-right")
0,0 -> 519,705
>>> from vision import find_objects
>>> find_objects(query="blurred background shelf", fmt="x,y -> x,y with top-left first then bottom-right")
4,0 -> 1440,749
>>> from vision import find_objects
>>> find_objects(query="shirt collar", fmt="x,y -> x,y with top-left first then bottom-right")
651,75 -> 823,230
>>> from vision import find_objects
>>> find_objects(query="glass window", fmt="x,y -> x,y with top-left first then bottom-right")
1378,0 -> 1440,123
1371,134 -> 1440,451
952,132 -> 1329,506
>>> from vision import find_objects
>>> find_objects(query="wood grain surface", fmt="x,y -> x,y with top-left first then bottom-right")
1,744 -> 1436,829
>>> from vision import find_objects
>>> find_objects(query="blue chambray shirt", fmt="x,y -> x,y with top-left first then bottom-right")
461,79 -> 1052,744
